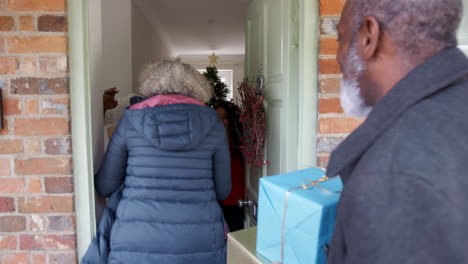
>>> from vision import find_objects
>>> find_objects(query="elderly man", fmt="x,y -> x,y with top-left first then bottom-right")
327,0 -> 468,263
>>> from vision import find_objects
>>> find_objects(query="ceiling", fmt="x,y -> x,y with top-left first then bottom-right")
133,0 -> 252,57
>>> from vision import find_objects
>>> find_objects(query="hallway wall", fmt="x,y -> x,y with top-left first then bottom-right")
131,2 -> 171,91
102,0 -> 133,98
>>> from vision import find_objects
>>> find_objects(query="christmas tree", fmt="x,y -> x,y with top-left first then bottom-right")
203,58 -> 230,106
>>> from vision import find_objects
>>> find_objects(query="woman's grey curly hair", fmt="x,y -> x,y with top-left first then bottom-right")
137,58 -> 213,103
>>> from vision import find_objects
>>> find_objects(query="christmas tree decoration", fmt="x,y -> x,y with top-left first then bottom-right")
203,64 -> 230,106
209,52 -> 219,66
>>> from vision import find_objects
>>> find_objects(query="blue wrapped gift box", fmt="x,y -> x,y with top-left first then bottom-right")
256,167 -> 342,264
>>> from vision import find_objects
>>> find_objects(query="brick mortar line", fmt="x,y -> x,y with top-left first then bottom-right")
320,34 -> 338,38
10,114 -> 71,120
0,31 -> 68,37
319,55 -> 337,59
319,35 -> 337,39
1,53 -> 68,57
0,135 -> 70,142
0,100 -> 70,112
0,11 -> 67,15
32,13 -> 38,32
23,249 -> 79,252
0,213 -> 76,217
319,74 -> 342,79
3,173 -> 74,179
18,174 -> 74,178
5,113 -> 70,118
0,250 -> 78,255
0,72 -> 70,77
8,74 -> 71,78
2,133 -> 72,141
2,229 -> 77,234
0,251 -> 78,261
0,176 -> 73,181
318,113 -> 350,118
28,96 -> 71,101
0,230 -> 76,235
0,193 -> 75,198
14,173 -> 74,178
320,15 -> 341,19
34,250 -> 78,253
14,195 -> 18,214
2,114 -> 12,129
40,174 -> 46,194
25,205 -> 31,232
17,230 -> 20,251
319,93 -> 340,99
3,95 -> 71,99
0,147 -> 72,154
12,14 -> 19,31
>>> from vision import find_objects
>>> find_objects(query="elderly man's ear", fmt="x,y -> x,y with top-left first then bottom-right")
358,16 -> 382,61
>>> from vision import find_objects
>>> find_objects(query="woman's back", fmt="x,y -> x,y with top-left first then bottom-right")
95,103 -> 231,264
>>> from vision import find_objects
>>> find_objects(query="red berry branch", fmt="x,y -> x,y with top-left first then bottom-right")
236,79 -> 268,167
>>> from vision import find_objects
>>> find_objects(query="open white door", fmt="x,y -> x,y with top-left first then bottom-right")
243,0 -> 300,227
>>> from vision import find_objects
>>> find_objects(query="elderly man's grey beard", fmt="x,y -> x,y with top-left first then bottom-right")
340,46 -> 373,118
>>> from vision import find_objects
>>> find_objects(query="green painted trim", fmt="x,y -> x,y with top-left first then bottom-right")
297,0 -> 319,168
68,0 -> 96,260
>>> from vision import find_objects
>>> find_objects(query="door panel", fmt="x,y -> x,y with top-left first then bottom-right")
245,0 -> 263,81
266,0 -> 283,79
266,100 -> 283,175
244,0 -> 299,227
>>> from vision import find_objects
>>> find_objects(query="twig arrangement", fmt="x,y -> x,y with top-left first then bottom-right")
236,78 -> 268,167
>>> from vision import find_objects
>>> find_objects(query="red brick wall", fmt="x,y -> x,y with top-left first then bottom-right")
0,0 -> 76,263
317,0 -> 363,167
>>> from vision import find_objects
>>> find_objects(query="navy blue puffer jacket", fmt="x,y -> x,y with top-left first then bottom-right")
94,103 -> 231,264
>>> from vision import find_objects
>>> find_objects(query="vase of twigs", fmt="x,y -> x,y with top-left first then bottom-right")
236,78 -> 268,170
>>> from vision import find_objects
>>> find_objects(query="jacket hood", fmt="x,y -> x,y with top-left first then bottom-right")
125,104 -> 220,151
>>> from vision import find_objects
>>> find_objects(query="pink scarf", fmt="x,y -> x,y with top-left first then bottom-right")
129,94 -> 204,110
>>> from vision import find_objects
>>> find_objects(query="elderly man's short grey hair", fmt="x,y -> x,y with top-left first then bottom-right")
350,0 -> 463,55
137,59 -> 213,103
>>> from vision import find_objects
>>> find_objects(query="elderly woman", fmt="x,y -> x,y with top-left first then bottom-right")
89,59 -> 231,264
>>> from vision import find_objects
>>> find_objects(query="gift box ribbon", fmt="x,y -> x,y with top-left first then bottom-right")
275,170 -> 341,264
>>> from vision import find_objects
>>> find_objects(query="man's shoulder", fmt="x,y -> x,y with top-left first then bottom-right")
359,79 -> 468,174
395,76 -> 468,136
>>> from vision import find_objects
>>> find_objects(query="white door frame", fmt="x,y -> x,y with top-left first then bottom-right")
69,0 -> 97,260
69,0 -> 319,259
297,0 -> 319,170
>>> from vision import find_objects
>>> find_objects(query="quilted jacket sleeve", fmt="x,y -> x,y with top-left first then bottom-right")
212,123 -> 232,201
95,115 -> 128,197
